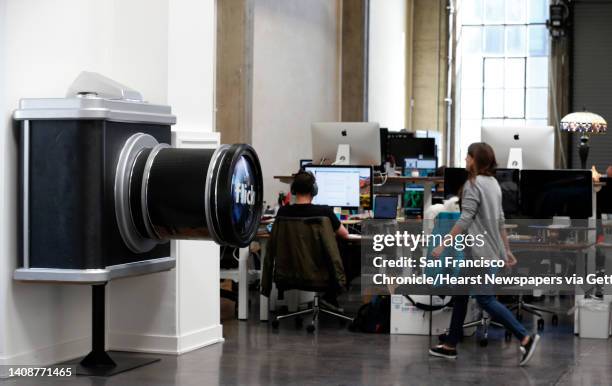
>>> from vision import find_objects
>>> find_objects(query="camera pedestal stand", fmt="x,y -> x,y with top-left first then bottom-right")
74,283 -> 160,377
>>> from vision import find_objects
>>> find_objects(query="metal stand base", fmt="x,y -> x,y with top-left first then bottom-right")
75,352 -> 160,377
72,283 -> 160,377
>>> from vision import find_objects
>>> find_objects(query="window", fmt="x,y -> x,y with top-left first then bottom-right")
457,0 -> 549,165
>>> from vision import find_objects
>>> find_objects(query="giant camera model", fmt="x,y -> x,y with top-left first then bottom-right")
14,72 -> 263,283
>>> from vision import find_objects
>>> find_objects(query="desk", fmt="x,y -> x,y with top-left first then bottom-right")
509,241 -> 595,252
220,247 -> 260,320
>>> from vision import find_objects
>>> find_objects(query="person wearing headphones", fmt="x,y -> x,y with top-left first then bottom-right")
276,170 -> 350,240
275,170 -> 350,311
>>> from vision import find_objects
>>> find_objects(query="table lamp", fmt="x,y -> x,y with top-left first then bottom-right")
560,110 -> 607,169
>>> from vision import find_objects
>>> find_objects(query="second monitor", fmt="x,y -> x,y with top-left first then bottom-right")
305,165 -> 373,209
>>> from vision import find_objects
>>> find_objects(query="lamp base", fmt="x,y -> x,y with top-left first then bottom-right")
578,135 -> 589,170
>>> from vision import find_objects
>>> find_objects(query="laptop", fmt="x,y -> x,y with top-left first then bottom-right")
373,195 -> 399,220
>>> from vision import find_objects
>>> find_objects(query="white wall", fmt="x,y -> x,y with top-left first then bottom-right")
168,0 -> 216,132
0,0 -> 220,370
108,0 -> 222,356
368,0 -> 406,131
252,0 -> 340,205
0,0 -> 118,369
0,0 -> 7,360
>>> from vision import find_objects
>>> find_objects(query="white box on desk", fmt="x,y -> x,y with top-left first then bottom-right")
390,295 -> 481,335
390,295 -> 453,335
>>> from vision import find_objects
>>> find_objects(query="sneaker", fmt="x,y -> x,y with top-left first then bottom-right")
519,334 -> 540,366
429,345 -> 457,359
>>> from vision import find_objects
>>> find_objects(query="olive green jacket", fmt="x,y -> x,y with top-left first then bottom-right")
260,217 -> 346,297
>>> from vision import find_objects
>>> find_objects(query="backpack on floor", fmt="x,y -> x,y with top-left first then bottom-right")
349,295 -> 391,334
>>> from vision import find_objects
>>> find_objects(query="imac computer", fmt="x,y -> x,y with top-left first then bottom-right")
311,122 -> 381,165
304,165 -> 373,209
481,125 -> 555,169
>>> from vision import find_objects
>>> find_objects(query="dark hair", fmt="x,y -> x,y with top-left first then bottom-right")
291,171 -> 316,195
467,142 -> 497,180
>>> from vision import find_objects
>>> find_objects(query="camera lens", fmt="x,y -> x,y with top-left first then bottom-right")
115,134 -> 263,253
206,145 -> 262,247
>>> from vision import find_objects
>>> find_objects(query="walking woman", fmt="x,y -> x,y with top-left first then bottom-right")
428,142 -> 540,366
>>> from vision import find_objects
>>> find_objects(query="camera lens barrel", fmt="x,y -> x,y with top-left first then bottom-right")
115,134 -> 263,253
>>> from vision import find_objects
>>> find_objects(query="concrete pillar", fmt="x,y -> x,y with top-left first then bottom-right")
411,0 -> 447,134
215,0 -> 254,144
341,0 -> 368,122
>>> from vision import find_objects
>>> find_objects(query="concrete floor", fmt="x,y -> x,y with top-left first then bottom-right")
5,292 -> 612,386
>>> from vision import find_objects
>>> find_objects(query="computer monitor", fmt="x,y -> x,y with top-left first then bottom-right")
444,167 -> 520,216
385,133 -> 436,165
374,195 -> 399,219
481,125 -> 555,169
495,168 -> 520,217
415,130 -> 443,162
404,158 -> 438,176
304,165 -> 373,209
598,177 -> 612,218
443,167 -> 468,199
299,159 -> 313,169
311,122 -> 381,165
520,170 -> 593,219
403,189 -> 424,216
402,158 -> 437,215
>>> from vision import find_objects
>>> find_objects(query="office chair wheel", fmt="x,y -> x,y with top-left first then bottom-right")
537,319 -> 544,331
551,314 -> 559,326
479,338 -> 488,347
306,324 -> 316,333
295,316 -> 304,328
504,331 -> 512,342
271,319 -> 279,329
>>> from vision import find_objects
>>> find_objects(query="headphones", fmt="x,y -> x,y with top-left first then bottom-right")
291,170 -> 318,197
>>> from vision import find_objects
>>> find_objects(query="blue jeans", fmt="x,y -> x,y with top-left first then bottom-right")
446,295 -> 528,346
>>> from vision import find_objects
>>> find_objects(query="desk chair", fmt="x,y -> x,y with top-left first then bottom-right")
462,307 -> 506,346
261,216 -> 353,332
507,249 -> 563,330
508,295 -> 558,330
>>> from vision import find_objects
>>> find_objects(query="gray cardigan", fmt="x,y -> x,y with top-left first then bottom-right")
456,175 -> 507,261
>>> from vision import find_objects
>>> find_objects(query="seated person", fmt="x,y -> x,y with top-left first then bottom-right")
275,170 -> 350,310
276,170 -> 350,240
